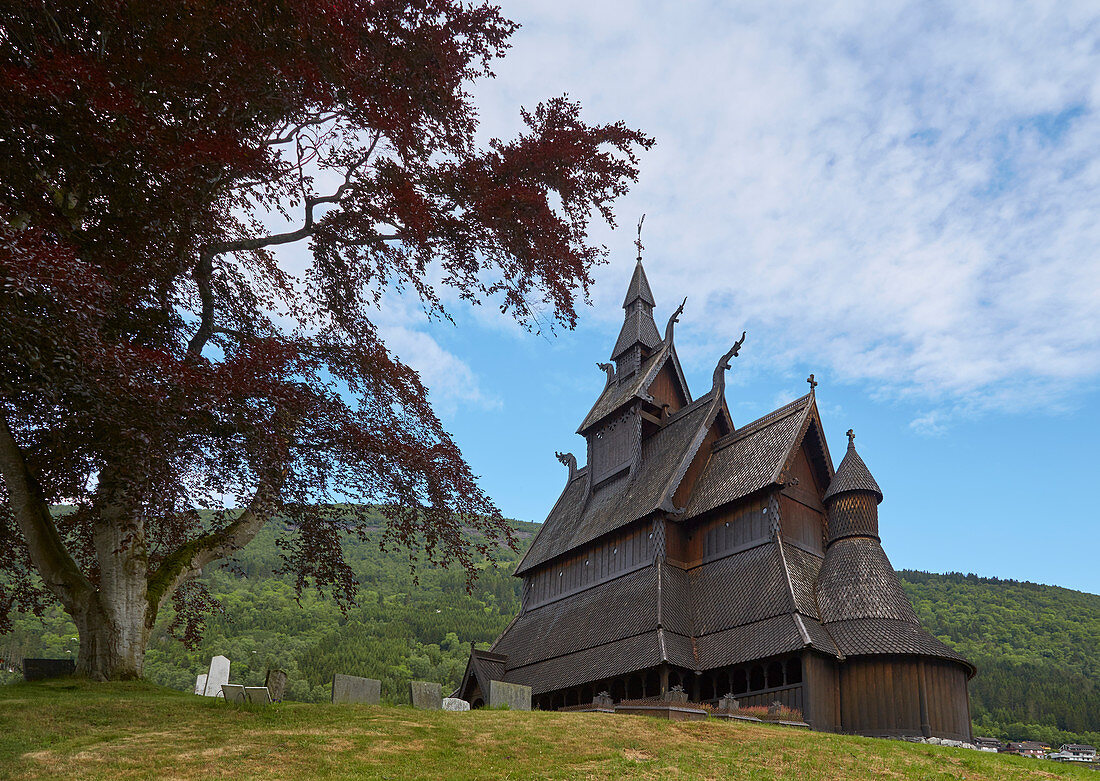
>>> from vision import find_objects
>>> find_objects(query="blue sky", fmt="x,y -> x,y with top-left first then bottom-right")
283,2 -> 1100,593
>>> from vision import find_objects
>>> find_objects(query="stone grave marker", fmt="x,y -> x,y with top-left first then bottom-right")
331,673 -> 381,705
22,658 -> 76,681
488,680 -> 531,711
663,684 -> 688,703
245,686 -> 273,705
264,669 -> 288,703
194,673 -> 208,695
204,655 -> 231,697
442,697 -> 470,711
717,694 -> 739,713
409,680 -> 442,709
221,684 -> 247,704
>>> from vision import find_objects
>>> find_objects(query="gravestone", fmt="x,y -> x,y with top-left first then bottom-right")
194,673 -> 208,695
331,673 -> 381,705
717,694 -> 739,713
23,658 -> 75,681
204,655 -> 231,697
245,686 -> 272,705
593,691 -> 614,708
221,684 -> 247,704
663,684 -> 688,703
264,669 -> 288,703
488,680 -> 531,711
409,680 -> 442,709
442,697 -> 471,711
767,700 -> 783,716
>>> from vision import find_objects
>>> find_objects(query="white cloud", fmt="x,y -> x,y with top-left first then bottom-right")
471,0 -> 1100,418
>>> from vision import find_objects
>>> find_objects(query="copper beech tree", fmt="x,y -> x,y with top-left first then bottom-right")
0,1 -> 653,679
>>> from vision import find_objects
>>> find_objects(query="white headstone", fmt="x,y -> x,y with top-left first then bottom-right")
442,697 -> 470,711
204,655 -> 231,697
194,673 -> 208,695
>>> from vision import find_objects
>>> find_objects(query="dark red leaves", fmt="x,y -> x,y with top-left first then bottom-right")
0,0 -> 650,631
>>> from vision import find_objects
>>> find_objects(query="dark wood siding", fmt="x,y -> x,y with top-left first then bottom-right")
648,362 -> 687,414
779,494 -> 825,555
782,442 -> 825,512
590,409 -> 636,484
837,656 -> 971,741
802,651 -> 837,732
524,522 -> 655,609
666,495 -> 771,569
924,659 -> 972,742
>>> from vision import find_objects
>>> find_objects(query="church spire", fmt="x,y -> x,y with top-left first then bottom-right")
611,260 -> 661,373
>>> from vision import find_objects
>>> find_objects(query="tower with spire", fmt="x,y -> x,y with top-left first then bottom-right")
457,253 -> 973,741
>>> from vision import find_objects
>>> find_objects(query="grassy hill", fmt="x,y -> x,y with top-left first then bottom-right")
1,679 -> 1096,781
2,511 -> 1099,748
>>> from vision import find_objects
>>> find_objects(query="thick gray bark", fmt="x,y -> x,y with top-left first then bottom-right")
0,415 -> 282,680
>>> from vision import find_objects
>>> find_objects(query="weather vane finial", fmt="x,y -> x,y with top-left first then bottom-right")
807,373 -> 818,394
635,214 -> 646,263
846,429 -> 855,446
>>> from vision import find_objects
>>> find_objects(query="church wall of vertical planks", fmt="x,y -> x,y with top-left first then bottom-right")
456,257 -> 974,741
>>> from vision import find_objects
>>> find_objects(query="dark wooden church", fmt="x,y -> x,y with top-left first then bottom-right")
458,259 -> 974,740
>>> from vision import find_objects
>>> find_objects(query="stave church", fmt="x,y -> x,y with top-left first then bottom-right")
457,256 -> 974,740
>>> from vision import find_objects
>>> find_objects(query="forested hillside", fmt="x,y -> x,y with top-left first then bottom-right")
3,513 -> 1097,747
899,570 -> 1100,747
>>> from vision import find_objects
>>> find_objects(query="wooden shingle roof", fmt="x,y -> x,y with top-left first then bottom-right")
823,438 -> 882,503
683,394 -> 814,519
517,396 -> 717,575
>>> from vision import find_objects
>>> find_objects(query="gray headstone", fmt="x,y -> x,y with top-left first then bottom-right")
664,685 -> 688,703
221,684 -> 247,704
717,694 -> 739,713
331,673 -> 381,705
488,680 -> 531,711
264,669 -> 288,702
409,680 -> 443,709
443,697 -> 471,711
593,691 -> 614,707
194,673 -> 208,695
245,686 -> 272,705
205,655 -> 231,697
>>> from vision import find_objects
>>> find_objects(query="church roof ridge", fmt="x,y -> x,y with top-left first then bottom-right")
713,392 -> 812,453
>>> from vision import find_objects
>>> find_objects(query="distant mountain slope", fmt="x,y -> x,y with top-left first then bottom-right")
3,514 -> 1097,747
899,570 -> 1100,746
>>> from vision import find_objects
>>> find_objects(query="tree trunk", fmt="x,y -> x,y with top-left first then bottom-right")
71,593 -> 148,680
82,475 -> 153,680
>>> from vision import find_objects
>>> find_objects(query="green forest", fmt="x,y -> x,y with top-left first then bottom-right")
3,512 -> 1098,748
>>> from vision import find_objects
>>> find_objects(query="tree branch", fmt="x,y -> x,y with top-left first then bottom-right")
0,414 -> 94,611
187,138 -> 381,356
145,468 -> 285,615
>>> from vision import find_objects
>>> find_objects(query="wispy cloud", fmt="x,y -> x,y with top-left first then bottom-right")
472,0 -> 1100,421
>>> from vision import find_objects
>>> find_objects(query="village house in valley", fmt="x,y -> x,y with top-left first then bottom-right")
457,259 -> 975,741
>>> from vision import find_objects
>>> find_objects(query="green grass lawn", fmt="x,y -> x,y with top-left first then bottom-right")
1,679 -> 1095,780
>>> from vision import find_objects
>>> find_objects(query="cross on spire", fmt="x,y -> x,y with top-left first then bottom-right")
635,214 -> 645,263
807,373 -> 817,393
847,428 -> 855,446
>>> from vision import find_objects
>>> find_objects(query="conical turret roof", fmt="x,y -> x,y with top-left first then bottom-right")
622,260 -> 656,308
823,433 -> 882,503
611,261 -> 660,361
